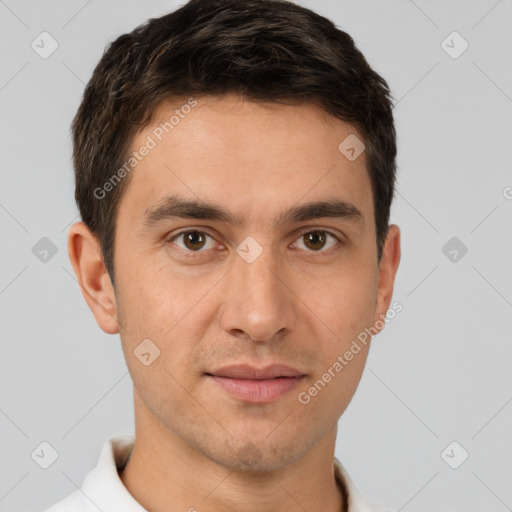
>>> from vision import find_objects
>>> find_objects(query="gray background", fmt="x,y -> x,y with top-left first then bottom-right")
0,0 -> 511,510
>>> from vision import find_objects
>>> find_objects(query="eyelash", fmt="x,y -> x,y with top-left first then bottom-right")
165,229 -> 343,257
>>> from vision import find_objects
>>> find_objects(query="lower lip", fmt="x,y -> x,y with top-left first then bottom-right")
208,375 -> 305,403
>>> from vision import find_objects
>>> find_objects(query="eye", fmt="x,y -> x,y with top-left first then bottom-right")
292,230 -> 341,253
166,228 -> 342,256
167,230 -> 218,253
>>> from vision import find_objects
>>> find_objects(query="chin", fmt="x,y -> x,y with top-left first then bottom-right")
208,435 -> 311,472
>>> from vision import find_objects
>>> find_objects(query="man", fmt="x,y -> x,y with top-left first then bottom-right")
44,0 -> 401,510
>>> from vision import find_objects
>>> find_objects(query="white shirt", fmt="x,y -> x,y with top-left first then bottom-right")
43,435 -> 393,512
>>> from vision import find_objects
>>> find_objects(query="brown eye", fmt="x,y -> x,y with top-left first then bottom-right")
169,231 -> 216,252
294,230 -> 339,253
183,231 -> 206,250
303,231 -> 327,251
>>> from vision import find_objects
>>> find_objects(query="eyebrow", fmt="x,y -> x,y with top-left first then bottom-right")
141,194 -> 364,230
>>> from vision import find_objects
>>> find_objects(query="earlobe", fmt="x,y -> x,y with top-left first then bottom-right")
372,224 -> 401,334
67,221 -> 119,335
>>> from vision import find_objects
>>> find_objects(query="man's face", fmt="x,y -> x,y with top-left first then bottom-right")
110,93 -> 396,470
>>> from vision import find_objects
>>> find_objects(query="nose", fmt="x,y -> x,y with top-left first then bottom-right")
219,241 -> 297,343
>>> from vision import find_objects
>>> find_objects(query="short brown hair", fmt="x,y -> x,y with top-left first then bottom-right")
72,0 -> 397,285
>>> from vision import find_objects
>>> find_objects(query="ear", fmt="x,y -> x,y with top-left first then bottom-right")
371,224 -> 401,334
67,221 -> 119,335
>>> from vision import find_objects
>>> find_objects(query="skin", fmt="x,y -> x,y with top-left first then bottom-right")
68,92 -> 401,512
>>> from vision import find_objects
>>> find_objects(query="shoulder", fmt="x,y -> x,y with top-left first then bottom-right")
42,489 -> 90,512
41,435 -> 137,512
334,457 -> 395,512
364,504 -> 396,512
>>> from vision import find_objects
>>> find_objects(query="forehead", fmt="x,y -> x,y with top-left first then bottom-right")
119,93 -> 373,228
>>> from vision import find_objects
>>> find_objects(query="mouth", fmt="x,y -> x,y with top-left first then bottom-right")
205,364 -> 306,403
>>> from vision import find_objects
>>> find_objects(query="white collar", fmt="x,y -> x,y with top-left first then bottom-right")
44,435 -> 391,512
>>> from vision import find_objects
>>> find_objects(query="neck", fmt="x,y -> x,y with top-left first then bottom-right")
119,391 -> 346,512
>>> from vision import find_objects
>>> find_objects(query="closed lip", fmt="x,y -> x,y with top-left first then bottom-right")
206,364 -> 306,380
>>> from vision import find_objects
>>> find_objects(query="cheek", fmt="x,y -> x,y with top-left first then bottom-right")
293,237 -> 378,325
311,270 -> 378,346
115,262 -> 217,376
296,344 -> 370,430
303,275 -> 376,401
117,256 -> 192,332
